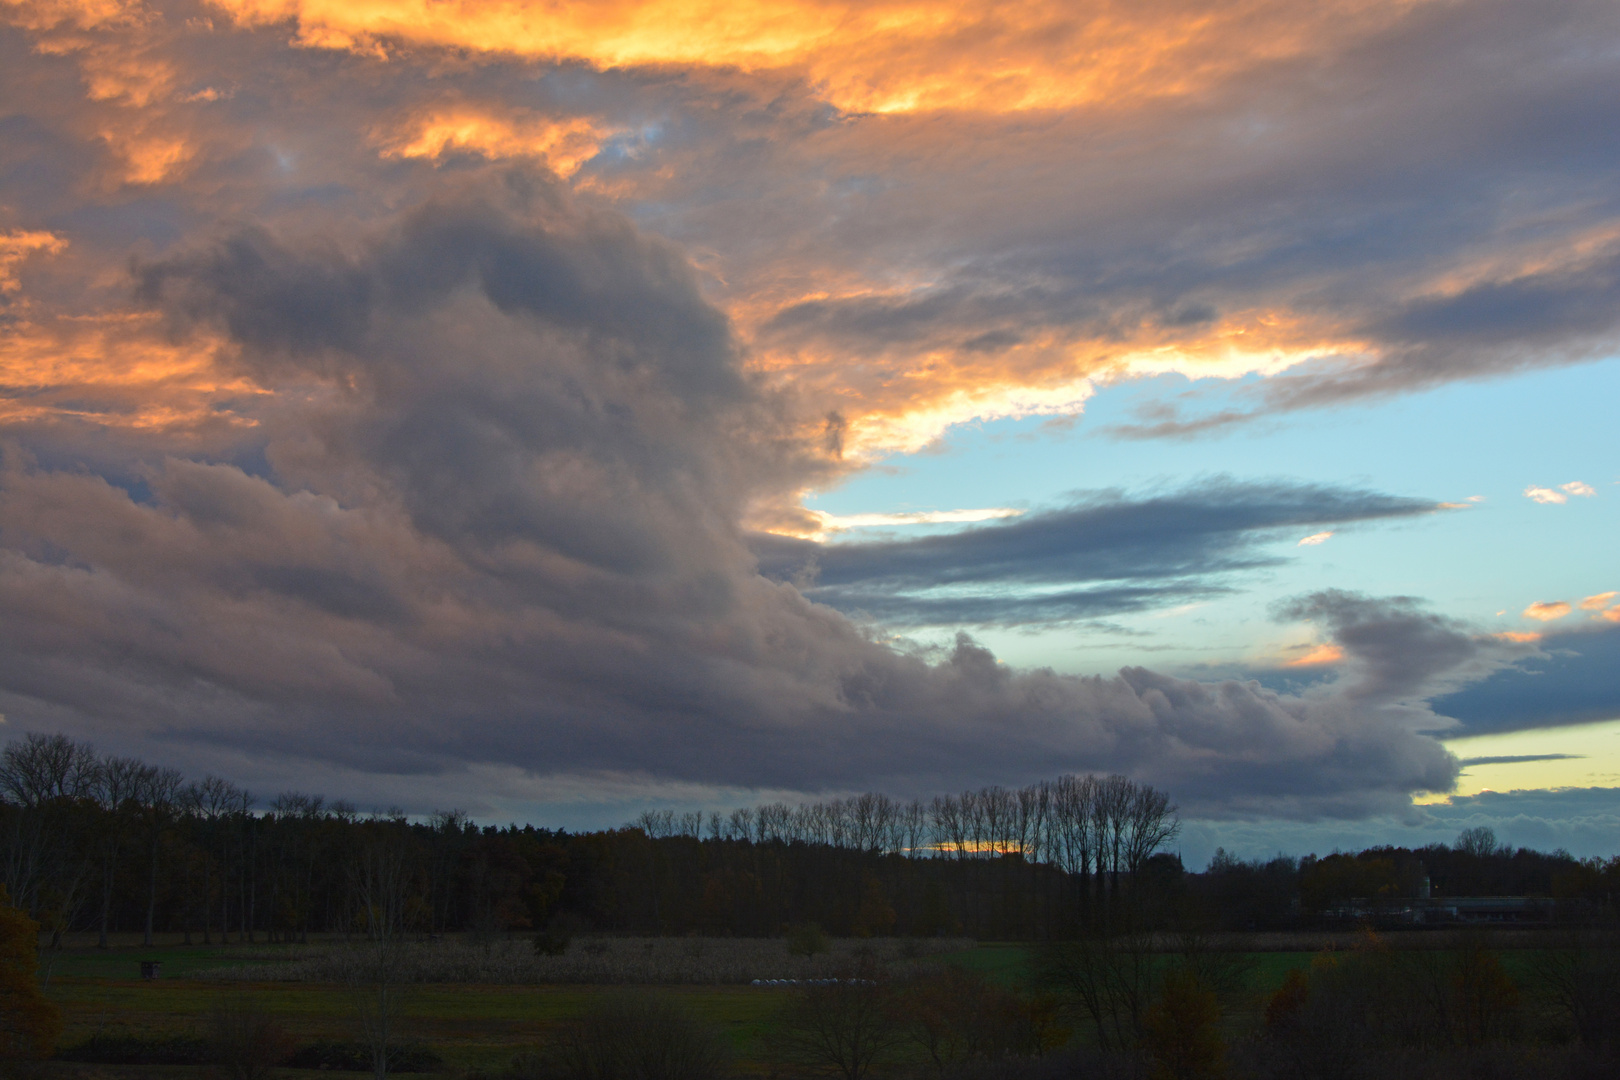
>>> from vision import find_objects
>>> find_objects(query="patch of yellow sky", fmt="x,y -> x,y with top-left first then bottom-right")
1425,589 -> 1618,804
1269,585 -> 1620,805
1414,717 -> 1620,805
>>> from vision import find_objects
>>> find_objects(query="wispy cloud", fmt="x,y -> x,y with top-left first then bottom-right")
809,507 -> 1024,532
1459,753 -> 1583,767
756,480 -> 1441,627
1297,531 -> 1334,546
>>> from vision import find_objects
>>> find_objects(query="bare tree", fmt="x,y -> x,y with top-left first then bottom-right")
137,766 -> 184,947
349,821 -> 414,1080
189,777 -> 247,944
1123,782 -> 1180,877
1044,929 -> 1159,1052
0,733 -> 97,920
92,757 -> 145,949
776,969 -> 904,1080
1456,826 -> 1504,859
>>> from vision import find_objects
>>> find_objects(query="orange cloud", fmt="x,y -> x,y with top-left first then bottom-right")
1492,631 -> 1541,643
1522,601 -> 1571,622
206,0 -> 1435,115
0,231 -> 68,292
375,110 -> 613,177
98,128 -> 193,184
0,0 -> 147,32
745,301 -> 1360,458
1285,643 -> 1343,667
1580,591 -> 1617,610
0,314 -> 264,434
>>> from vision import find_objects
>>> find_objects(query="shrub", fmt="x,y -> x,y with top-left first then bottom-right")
282,1040 -> 445,1072
774,969 -> 903,1080
534,929 -> 572,957
207,995 -> 294,1080
1142,970 -> 1224,1080
54,1034 -> 211,1065
787,922 -> 831,959
902,966 -> 1061,1075
544,993 -> 731,1080
0,888 -> 60,1060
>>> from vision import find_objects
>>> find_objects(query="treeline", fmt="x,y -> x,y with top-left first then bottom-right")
1195,830 -> 1620,930
0,733 -> 1179,944
3,731 -> 1616,947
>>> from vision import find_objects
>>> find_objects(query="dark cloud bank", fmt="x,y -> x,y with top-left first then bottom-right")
0,178 -> 1544,819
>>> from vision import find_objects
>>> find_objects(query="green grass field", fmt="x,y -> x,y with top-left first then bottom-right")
39,936 -> 1565,1075
40,938 -> 808,1073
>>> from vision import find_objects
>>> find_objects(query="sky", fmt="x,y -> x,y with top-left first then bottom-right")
1,0 -> 1617,864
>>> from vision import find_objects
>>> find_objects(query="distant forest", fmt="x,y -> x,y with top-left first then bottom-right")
2,733 -> 1616,945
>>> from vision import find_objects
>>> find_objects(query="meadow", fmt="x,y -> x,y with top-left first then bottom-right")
41,934 -> 980,1075
37,929 -> 1581,1077
42,936 -> 1069,1073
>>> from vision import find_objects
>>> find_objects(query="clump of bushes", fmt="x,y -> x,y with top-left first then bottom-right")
282,1041 -> 445,1072
55,1033 -> 212,1065
537,993 -> 732,1080
208,995 -> 294,1080
786,921 -> 830,958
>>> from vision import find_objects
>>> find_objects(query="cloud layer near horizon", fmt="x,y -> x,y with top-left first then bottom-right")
0,0 -> 1611,820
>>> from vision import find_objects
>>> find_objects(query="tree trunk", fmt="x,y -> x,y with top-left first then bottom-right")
144,826 -> 159,947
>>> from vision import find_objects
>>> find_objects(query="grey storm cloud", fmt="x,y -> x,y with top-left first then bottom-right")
752,483 -> 1442,626
0,181 -> 1489,817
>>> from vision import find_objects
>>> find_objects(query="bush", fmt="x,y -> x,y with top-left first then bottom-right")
0,889 -> 60,1061
543,993 -> 732,1080
787,922 -> 831,959
55,1034 -> 211,1065
533,928 -> 572,957
902,966 -> 1063,1075
1142,970 -> 1224,1080
208,995 -> 294,1080
774,969 -> 904,1080
282,1040 -> 445,1072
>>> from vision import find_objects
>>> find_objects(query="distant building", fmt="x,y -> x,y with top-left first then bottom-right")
1324,895 -> 1558,925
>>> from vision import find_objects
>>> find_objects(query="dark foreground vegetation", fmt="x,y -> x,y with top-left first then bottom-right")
20,928 -> 1620,1080
0,731 -> 1617,1079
